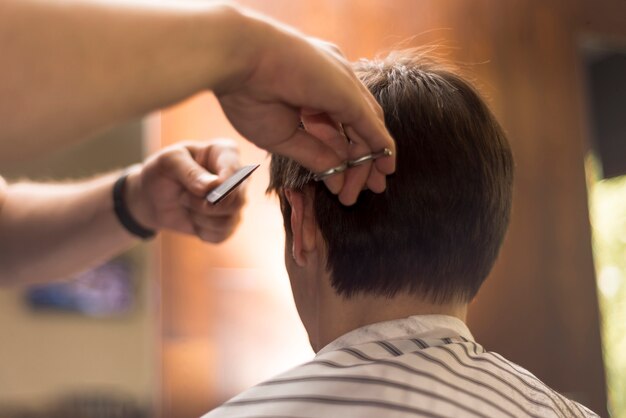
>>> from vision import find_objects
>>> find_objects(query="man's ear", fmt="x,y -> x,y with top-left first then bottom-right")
284,189 -> 317,267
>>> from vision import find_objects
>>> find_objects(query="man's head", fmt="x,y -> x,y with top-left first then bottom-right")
268,49 -> 513,342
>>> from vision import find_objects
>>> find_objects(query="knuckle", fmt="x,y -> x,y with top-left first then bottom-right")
211,138 -> 240,153
198,229 -> 216,243
178,140 -> 197,149
312,148 -> 338,172
316,38 -> 344,57
157,148 -> 185,170
370,99 -> 384,118
329,43 -> 344,57
200,229 -> 225,244
223,214 -> 240,230
185,167 -> 201,182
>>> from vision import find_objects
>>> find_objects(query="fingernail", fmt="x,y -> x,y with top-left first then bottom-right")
199,173 -> 219,185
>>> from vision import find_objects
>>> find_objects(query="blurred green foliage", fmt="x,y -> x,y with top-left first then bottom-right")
588,157 -> 626,418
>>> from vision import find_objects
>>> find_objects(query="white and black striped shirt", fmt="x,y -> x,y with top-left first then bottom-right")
203,315 -> 598,418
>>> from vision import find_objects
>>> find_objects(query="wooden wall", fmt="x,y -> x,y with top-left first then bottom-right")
158,1 -> 625,416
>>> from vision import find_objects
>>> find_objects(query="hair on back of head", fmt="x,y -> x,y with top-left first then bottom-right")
268,47 -> 514,303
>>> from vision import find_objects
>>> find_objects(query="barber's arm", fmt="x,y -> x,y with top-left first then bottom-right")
0,140 -> 243,284
0,0 -> 395,205
0,0 -> 249,158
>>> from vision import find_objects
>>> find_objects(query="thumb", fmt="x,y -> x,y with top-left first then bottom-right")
166,150 -> 219,197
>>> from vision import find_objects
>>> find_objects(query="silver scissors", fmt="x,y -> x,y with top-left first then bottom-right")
313,148 -> 393,182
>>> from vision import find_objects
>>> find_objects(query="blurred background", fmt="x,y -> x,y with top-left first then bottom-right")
0,0 -> 624,417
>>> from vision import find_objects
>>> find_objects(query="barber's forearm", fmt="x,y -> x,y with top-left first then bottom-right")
0,173 -> 137,285
0,0 -> 254,161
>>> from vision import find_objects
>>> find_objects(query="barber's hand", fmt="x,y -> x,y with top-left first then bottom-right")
124,140 -> 244,243
216,10 -> 396,206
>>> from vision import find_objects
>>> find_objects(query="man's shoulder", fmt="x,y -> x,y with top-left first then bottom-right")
204,337 -> 600,418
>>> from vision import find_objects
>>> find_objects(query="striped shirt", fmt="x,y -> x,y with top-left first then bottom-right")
203,315 -> 598,418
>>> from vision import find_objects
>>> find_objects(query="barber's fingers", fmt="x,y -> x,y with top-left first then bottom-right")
338,130 -> 374,205
300,113 -> 349,160
0,175 -> 7,207
347,79 -> 395,184
291,51 -> 394,198
305,87 -> 393,170
366,163 -> 387,194
189,212 -> 242,243
291,50 -> 396,178
193,227 -> 232,244
190,212 -> 241,233
207,139 -> 241,179
302,107 -> 390,202
270,127 -> 346,195
179,188 -> 245,217
334,84 -> 395,176
185,139 -> 241,181
308,37 -> 345,59
159,147 -> 220,197
350,66 -> 385,121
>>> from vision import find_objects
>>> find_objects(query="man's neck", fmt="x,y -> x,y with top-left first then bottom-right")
311,290 -> 467,352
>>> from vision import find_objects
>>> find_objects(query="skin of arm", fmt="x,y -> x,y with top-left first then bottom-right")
0,0 -> 252,159
0,0 -> 395,205
0,140 -> 244,285
0,173 -> 137,284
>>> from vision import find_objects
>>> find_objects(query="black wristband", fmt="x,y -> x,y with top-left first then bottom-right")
113,171 -> 156,240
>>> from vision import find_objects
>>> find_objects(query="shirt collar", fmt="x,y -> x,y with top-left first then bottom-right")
317,315 -> 474,356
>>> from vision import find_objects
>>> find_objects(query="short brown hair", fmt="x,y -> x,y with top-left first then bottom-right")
268,49 -> 514,303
